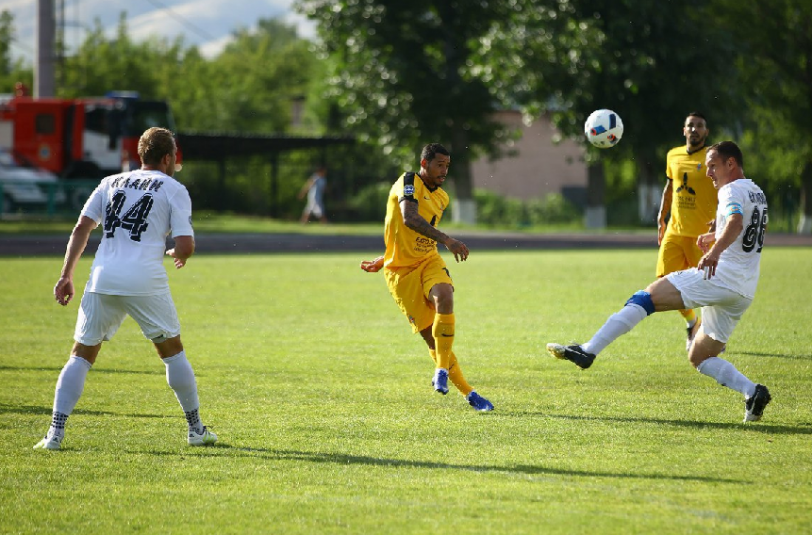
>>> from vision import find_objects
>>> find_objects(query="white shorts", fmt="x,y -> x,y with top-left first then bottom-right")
74,291 -> 181,346
666,268 -> 752,343
305,199 -> 324,218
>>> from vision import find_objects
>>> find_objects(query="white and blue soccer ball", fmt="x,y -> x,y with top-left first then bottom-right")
584,109 -> 623,148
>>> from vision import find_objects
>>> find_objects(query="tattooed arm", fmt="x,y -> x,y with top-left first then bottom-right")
401,199 -> 469,262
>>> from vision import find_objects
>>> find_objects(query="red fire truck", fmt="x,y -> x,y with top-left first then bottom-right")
0,88 -> 180,179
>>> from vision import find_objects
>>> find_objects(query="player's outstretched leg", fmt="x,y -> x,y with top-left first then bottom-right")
546,290 -> 654,370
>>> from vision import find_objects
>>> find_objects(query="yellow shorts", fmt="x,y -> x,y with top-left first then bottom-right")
656,234 -> 704,277
384,254 -> 453,333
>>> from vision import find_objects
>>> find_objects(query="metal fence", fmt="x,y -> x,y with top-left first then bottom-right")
0,179 -> 99,219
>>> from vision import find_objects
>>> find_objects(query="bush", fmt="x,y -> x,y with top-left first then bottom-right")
346,182 -> 391,222
474,189 -> 581,227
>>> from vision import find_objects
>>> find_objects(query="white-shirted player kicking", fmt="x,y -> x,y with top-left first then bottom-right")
546,140 -> 771,423
34,127 -> 217,449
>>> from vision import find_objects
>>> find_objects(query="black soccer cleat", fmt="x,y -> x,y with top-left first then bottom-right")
546,343 -> 596,370
744,384 -> 772,423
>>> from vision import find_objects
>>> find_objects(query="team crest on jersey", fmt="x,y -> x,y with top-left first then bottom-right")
404,185 -> 415,196
696,163 -> 702,170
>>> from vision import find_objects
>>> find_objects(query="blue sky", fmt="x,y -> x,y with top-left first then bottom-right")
1,0 -> 315,64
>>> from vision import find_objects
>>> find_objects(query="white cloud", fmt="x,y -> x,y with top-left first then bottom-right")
0,0 -> 315,63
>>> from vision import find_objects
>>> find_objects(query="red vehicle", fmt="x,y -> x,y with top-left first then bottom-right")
0,88 -> 180,179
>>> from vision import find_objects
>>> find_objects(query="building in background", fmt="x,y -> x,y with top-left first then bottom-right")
471,110 -> 587,208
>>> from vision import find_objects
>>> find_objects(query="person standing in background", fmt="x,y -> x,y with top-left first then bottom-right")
299,165 -> 328,223
657,112 -> 717,350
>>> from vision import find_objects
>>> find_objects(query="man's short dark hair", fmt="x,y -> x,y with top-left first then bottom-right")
421,143 -> 450,163
686,111 -> 707,123
709,141 -> 744,168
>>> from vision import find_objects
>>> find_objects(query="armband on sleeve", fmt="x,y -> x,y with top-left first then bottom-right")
724,202 -> 743,217
399,172 -> 418,203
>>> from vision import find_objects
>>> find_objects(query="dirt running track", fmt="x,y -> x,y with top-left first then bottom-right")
1,231 -> 810,257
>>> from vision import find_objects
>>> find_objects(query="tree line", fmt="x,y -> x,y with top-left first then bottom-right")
2,1 -> 810,232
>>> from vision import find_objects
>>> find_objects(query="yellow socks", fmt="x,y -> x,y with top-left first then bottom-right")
680,309 -> 697,327
429,349 -> 473,396
432,313 -> 455,370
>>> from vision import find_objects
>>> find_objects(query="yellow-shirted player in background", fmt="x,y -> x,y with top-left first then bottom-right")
360,143 -> 493,411
657,112 -> 718,350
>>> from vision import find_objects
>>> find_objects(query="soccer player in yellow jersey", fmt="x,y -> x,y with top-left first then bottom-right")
657,112 -> 718,350
360,143 -> 494,411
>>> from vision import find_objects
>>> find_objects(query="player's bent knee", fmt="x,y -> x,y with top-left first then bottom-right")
625,290 -> 655,316
429,283 -> 454,307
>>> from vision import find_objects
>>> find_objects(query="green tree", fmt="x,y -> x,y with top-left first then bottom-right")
480,0 -> 741,225
0,10 -> 33,94
708,0 -> 812,233
295,0 -> 526,223
204,18 -> 316,133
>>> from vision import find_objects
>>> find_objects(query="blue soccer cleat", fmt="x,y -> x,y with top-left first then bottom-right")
467,391 -> 494,412
432,368 -> 449,395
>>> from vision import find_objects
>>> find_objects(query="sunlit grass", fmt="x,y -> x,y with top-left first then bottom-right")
2,248 -> 811,534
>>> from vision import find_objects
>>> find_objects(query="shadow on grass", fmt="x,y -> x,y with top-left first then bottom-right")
735,351 -> 812,360
141,446 -> 741,484
519,412 -> 812,435
0,402 -> 167,419
0,365 -> 161,375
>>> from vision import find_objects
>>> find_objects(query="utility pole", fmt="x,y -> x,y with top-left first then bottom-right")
35,0 -> 56,97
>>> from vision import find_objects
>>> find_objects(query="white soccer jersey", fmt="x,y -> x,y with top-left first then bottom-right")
712,178 -> 767,299
80,170 -> 194,296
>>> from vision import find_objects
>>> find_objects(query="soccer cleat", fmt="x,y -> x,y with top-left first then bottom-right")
432,368 -> 449,395
467,391 -> 494,412
188,426 -> 218,446
546,343 -> 595,370
744,384 -> 772,423
33,434 -> 62,450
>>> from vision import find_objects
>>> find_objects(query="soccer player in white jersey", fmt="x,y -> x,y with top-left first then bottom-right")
546,141 -> 771,423
34,127 -> 217,450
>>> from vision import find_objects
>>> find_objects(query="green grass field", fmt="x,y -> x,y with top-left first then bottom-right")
2,247 -> 811,534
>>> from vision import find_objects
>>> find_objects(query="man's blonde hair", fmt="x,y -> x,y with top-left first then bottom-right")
138,127 -> 176,166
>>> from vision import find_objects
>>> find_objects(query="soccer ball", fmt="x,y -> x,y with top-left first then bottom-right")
584,109 -> 623,148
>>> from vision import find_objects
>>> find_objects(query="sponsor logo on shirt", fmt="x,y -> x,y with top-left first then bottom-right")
404,185 -> 415,196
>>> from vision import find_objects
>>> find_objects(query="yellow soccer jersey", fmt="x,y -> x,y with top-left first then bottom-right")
664,145 -> 717,237
384,171 -> 449,270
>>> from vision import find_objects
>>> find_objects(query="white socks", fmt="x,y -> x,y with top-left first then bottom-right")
54,355 -> 92,415
583,304 -> 648,355
163,351 -> 203,433
163,351 -> 200,412
697,357 -> 756,397
50,355 -> 92,438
